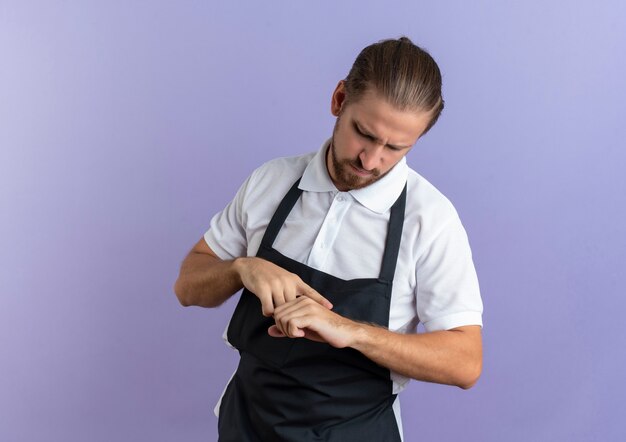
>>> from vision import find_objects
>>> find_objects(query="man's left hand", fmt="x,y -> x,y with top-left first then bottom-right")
268,297 -> 358,348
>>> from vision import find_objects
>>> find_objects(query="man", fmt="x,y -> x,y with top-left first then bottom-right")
175,37 -> 483,441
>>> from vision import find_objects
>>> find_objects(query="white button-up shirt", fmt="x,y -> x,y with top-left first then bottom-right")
205,139 -> 483,394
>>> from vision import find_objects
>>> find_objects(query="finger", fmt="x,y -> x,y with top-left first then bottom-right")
298,283 -> 333,309
288,320 -> 306,338
275,302 -> 313,338
275,310 -> 293,337
273,295 -> 311,316
267,325 -> 286,338
256,287 -> 274,317
274,307 -> 291,337
271,286 -> 286,309
283,284 -> 297,303
276,312 -> 305,338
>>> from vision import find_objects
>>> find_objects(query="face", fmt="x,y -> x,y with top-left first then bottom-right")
327,81 -> 433,191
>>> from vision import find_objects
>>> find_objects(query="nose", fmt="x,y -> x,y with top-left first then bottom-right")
359,143 -> 383,171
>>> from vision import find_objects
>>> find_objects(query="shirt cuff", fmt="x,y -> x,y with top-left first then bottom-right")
422,311 -> 483,332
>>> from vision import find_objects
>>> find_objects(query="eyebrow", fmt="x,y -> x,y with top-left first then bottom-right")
353,120 -> 413,150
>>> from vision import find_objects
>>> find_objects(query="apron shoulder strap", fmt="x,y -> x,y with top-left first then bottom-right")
260,178 -> 303,248
379,183 -> 407,282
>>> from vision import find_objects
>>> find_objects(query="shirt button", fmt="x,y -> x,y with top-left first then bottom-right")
337,195 -> 344,202
320,243 -> 325,249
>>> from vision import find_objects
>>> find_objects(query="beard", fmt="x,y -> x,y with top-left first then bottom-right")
328,142 -> 381,190
328,115 -> 385,190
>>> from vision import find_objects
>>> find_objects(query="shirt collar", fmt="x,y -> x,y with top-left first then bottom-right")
299,139 -> 337,193
299,139 -> 408,214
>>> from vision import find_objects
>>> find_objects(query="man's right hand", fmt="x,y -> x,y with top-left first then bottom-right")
233,257 -> 333,317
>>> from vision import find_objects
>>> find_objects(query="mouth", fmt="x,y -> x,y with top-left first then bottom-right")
349,162 -> 373,177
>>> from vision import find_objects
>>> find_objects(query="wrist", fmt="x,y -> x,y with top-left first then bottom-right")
349,322 -> 383,352
232,256 -> 252,284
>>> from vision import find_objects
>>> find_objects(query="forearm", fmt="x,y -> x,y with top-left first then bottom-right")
175,239 -> 332,314
174,253 -> 247,308
270,297 -> 482,389
350,324 -> 482,389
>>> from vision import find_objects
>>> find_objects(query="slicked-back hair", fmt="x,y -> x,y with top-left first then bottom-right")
344,37 -> 445,135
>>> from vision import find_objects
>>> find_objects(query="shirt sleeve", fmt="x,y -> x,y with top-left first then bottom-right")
203,172 -> 255,260
415,213 -> 483,332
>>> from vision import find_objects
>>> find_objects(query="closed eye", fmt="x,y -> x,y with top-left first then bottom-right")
353,122 -> 375,141
352,121 -> 406,151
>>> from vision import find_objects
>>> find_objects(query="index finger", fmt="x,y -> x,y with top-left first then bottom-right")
297,283 -> 333,309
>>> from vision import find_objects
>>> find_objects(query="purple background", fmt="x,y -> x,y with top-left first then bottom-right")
2,1 -> 625,441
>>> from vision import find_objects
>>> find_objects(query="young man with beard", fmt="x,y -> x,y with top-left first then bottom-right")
175,37 -> 483,441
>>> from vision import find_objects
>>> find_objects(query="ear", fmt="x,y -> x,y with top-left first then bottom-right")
330,80 -> 347,116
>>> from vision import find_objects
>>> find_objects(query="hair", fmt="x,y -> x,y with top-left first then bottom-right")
344,36 -> 445,135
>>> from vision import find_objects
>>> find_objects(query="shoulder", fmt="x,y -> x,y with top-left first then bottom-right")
239,150 -> 316,209
402,167 -> 466,250
250,151 -> 315,184
405,169 -> 458,222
